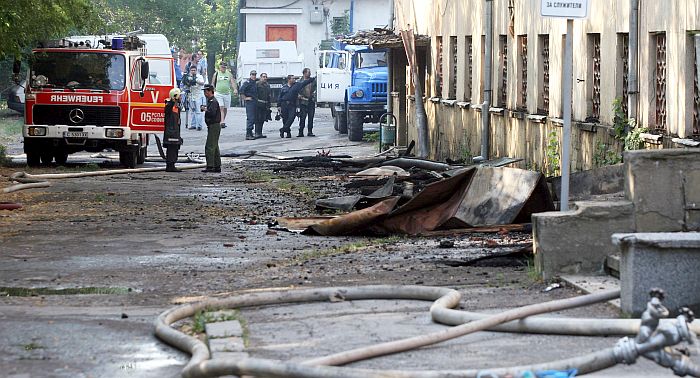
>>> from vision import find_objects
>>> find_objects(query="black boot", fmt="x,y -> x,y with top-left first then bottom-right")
166,163 -> 181,173
245,131 -> 255,140
285,131 -> 292,138
297,129 -> 304,137
279,128 -> 285,138
307,128 -> 315,137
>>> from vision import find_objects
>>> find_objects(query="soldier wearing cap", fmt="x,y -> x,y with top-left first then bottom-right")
277,74 -> 315,138
238,70 -> 258,140
202,84 -> 222,173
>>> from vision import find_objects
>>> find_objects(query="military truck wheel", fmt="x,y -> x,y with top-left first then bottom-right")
348,111 -> 364,142
119,149 -> 138,168
26,151 -> 41,167
40,153 -> 53,165
53,150 -> 69,165
337,110 -> 348,134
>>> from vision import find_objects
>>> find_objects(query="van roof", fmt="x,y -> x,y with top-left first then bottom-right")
67,34 -> 172,57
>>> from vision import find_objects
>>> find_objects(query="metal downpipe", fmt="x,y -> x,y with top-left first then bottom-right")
628,0 -> 639,121
480,0 -> 494,161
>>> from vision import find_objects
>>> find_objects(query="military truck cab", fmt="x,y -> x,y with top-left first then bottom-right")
317,43 -> 388,141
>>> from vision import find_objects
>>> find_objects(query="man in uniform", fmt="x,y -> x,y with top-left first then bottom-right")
163,88 -> 182,172
202,84 -> 222,173
297,68 -> 316,137
254,72 -> 272,139
277,74 -> 315,138
238,70 -> 258,140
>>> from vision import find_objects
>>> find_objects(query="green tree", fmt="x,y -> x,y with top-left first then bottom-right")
0,0 -> 101,59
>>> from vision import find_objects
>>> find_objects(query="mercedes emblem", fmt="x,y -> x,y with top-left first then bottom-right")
69,108 -> 85,124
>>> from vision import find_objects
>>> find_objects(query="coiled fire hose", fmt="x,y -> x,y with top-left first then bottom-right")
153,285 -> 700,378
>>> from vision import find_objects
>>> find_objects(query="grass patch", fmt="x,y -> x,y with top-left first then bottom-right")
23,342 -> 43,351
0,286 -> 133,297
363,131 -> 379,142
526,258 -> 543,283
244,170 -> 281,183
275,179 -> 313,198
291,236 -> 405,265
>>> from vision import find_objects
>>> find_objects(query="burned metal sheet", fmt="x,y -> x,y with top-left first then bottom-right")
450,167 -> 546,227
316,177 -> 396,212
304,197 -> 401,236
275,217 -> 338,232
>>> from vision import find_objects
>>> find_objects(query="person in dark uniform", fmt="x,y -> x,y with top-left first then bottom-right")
238,70 -> 258,140
297,68 -> 316,137
163,88 -> 183,173
202,84 -> 222,173
277,74 -> 315,138
254,72 -> 272,139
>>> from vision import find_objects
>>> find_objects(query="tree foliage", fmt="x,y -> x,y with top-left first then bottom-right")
0,0 -> 101,58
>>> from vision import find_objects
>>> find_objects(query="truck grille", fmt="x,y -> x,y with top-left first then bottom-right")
371,82 -> 388,97
33,105 -> 121,126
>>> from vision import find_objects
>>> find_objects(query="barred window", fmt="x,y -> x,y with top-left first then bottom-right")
538,34 -> 550,115
465,36 -> 473,102
693,36 -> 699,136
618,33 -> 630,117
653,33 -> 667,131
436,36 -> 444,97
517,35 -> 528,110
588,33 -> 601,121
499,35 -> 508,107
450,36 -> 458,99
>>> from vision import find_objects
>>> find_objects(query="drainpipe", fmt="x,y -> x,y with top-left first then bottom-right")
628,0 -> 639,121
480,0 -> 494,161
237,0 -> 246,56
350,0 -> 355,33
387,0 -> 394,116
696,35 -> 700,108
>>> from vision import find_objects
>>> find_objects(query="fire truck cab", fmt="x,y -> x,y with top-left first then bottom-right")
22,34 -> 175,167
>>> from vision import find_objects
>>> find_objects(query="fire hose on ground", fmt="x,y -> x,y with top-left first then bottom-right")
153,285 -> 700,378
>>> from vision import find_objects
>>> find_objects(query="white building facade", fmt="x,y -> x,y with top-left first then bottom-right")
240,0 -> 392,74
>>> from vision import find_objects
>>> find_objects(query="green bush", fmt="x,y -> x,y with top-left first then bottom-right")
0,144 -> 9,166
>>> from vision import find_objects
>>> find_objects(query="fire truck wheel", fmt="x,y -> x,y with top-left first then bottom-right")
119,150 -> 138,169
40,153 -> 54,165
26,152 -> 41,167
53,151 -> 68,165
137,146 -> 147,165
347,111 -> 364,142
337,109 -> 348,134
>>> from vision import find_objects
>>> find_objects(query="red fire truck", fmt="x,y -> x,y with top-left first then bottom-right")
19,34 -> 175,167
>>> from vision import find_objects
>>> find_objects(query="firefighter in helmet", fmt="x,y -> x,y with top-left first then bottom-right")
164,88 -> 183,172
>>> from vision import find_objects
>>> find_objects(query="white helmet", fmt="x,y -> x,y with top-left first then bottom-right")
169,88 -> 181,100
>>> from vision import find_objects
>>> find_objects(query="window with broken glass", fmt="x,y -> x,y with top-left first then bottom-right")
436,36 -> 444,97
654,33 -> 667,132
450,36 -> 458,99
538,34 -> 550,115
517,35 -> 528,111
499,35 -> 508,107
589,33 -> 601,122
465,36 -> 473,102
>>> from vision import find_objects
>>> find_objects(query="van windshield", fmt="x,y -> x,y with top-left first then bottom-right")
31,52 -> 126,91
356,52 -> 387,68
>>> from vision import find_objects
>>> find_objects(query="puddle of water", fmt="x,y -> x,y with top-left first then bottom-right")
0,286 -> 134,296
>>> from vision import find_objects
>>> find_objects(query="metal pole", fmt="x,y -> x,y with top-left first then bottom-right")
481,0 -> 494,161
628,0 -> 639,121
560,19 -> 574,211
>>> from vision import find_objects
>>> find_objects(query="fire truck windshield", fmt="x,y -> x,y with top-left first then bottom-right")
31,52 -> 126,91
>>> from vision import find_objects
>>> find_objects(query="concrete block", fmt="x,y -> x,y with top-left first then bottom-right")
613,232 -> 700,316
208,337 -> 245,353
551,163 -> 625,201
205,320 -> 243,339
684,170 -> 700,231
533,201 -> 635,281
624,149 -> 700,232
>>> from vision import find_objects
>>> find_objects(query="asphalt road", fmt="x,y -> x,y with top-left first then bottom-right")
0,107 -> 680,378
